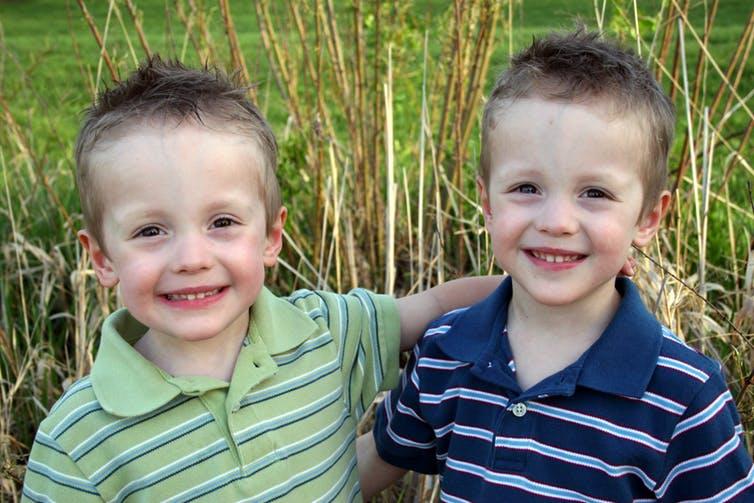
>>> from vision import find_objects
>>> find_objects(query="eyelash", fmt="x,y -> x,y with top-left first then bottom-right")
134,226 -> 163,238
510,184 -> 612,198
514,184 -> 539,194
211,217 -> 237,228
583,188 -> 610,199
132,216 -> 238,238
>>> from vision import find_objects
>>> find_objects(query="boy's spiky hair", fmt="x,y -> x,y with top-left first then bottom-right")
480,30 -> 674,216
75,55 -> 280,248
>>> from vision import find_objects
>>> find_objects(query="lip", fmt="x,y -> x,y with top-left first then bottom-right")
158,285 -> 228,309
524,247 -> 586,271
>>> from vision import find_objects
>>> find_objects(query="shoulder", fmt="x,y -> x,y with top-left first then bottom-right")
657,325 -> 722,380
31,376 -> 112,460
37,376 -> 99,435
427,306 -> 472,331
286,288 -> 398,328
651,325 -> 727,406
285,288 -> 331,324
416,280 -> 509,364
413,306 -> 474,358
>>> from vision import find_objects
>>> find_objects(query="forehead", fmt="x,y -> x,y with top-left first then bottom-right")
91,119 -> 263,178
486,97 -> 645,180
88,121 -> 266,208
488,97 -> 644,153
489,95 -> 643,131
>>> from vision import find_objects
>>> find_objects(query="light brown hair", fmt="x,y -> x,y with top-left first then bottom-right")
75,55 -> 280,248
480,30 -> 674,216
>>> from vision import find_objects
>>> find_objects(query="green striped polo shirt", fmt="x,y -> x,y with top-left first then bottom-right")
22,287 -> 399,502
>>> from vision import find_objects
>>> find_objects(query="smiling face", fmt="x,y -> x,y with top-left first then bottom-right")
79,121 -> 285,345
479,97 -> 668,309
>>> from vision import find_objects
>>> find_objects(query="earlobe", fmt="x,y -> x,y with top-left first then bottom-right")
633,191 -> 671,247
263,206 -> 287,267
77,230 -> 119,288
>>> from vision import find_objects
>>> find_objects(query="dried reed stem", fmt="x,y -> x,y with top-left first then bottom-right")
678,19 -> 703,261
384,45 -> 396,295
124,0 -> 151,58
76,0 -> 118,81
218,0 -> 253,101
418,31 -> 429,290
112,0 -> 139,66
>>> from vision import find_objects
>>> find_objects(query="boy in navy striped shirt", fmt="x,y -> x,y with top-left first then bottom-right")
360,31 -> 754,501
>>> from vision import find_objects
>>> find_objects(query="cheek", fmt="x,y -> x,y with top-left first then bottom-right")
589,220 -> 636,257
487,205 -> 526,243
114,254 -> 165,296
230,258 -> 266,305
487,213 -> 526,268
225,239 -> 267,282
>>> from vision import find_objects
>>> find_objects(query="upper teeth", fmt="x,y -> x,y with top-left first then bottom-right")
531,251 -> 581,263
167,288 -> 220,301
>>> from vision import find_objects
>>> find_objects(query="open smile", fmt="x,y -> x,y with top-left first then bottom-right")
160,286 -> 228,307
165,287 -> 222,301
524,248 -> 586,269
528,250 -> 585,263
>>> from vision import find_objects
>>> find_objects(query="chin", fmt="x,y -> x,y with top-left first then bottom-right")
167,325 -> 229,342
533,294 -> 584,307
181,333 -> 222,342
520,285 -> 590,307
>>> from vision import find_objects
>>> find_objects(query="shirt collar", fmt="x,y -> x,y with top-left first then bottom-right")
248,286 -> 320,354
92,287 -> 321,417
436,276 -> 662,398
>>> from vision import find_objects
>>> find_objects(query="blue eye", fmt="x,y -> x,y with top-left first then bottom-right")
584,188 -> 607,198
516,184 -> 538,194
135,226 -> 162,238
212,217 -> 235,228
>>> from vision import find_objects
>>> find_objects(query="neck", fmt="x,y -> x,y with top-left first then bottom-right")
134,314 -> 248,382
508,277 -> 620,345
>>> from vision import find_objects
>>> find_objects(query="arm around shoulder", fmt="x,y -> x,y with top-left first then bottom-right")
396,275 -> 502,350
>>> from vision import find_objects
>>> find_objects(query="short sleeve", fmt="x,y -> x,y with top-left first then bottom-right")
22,427 -> 103,502
373,344 -> 440,474
654,371 -> 754,501
313,288 -> 401,422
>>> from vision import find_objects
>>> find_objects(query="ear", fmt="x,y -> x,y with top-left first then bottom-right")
633,190 -> 671,247
477,176 -> 493,222
263,206 -> 287,267
78,230 -> 119,288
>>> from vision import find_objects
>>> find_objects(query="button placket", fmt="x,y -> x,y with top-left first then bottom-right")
490,399 -> 534,472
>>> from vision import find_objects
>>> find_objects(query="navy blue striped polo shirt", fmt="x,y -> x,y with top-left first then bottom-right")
374,277 -> 754,502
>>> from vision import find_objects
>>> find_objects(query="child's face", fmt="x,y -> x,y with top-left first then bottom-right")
479,97 -> 668,308
79,122 -> 285,344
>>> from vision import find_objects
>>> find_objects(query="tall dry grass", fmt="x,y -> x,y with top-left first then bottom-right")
1,0 -> 752,501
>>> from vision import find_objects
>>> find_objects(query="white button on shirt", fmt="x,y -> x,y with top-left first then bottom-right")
510,402 -> 527,417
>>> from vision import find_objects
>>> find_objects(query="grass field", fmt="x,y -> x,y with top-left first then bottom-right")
1,0 -> 753,500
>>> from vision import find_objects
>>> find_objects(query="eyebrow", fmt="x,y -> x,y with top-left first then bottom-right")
570,167 -> 634,186
202,195 -> 259,214
491,165 -> 543,182
112,201 -> 167,217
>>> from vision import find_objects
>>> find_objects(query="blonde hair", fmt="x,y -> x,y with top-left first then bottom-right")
480,30 -> 674,216
75,56 -> 281,248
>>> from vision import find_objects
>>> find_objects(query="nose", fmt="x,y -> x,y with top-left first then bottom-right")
534,195 -> 579,236
171,231 -> 214,273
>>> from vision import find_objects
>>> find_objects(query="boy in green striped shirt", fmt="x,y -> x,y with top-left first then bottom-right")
22,57 -> 498,502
